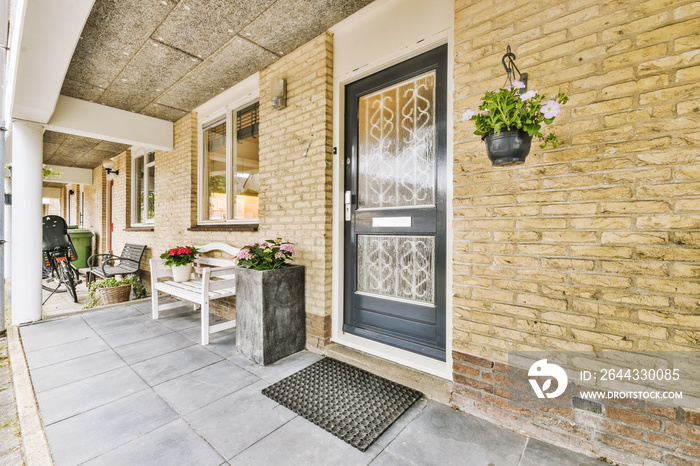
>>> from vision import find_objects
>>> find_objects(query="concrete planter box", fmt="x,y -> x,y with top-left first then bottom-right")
235,265 -> 306,365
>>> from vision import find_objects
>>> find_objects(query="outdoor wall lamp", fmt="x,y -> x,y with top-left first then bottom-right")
271,77 -> 286,110
103,159 -> 119,176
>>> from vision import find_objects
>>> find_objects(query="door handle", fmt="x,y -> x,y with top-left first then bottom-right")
344,191 -> 351,221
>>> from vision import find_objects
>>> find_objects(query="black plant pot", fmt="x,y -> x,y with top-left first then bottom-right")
482,129 -> 533,166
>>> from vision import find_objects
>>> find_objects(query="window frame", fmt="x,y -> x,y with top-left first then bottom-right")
130,149 -> 156,227
197,99 -> 260,225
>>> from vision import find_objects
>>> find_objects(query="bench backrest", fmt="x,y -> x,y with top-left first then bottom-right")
194,242 -> 240,267
121,243 -> 147,264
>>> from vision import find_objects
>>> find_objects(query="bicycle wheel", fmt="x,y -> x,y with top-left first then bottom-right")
42,267 -> 66,293
58,262 -> 78,303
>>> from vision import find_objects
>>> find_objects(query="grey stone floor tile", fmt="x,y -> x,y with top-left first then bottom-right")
99,321 -> 174,348
81,306 -> 142,327
519,438 -> 605,466
200,330 -> 237,359
386,402 -> 527,466
374,398 -> 429,448
83,419 -> 225,466
20,317 -> 97,351
24,336 -> 111,369
157,309 -> 205,331
29,349 -> 126,393
154,360 -> 258,415
131,345 -> 222,386
84,312 -> 152,335
113,331 -> 196,365
228,350 -> 323,384
369,451 -> 412,466
132,298 -> 177,314
36,366 -> 149,425
177,315 -> 233,342
45,389 -> 177,466
186,380 -> 296,460
230,415 -> 382,466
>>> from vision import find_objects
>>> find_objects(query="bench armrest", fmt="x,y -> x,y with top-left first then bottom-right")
100,257 -> 142,278
88,253 -> 119,268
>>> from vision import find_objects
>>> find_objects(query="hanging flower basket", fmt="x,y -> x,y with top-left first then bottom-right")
482,129 -> 533,166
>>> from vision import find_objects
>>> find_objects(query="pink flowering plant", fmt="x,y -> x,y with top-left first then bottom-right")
236,238 -> 295,270
462,80 -> 568,149
160,245 -> 199,267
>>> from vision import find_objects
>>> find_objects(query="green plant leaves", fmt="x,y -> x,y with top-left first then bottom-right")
467,86 -> 567,150
83,275 -> 144,309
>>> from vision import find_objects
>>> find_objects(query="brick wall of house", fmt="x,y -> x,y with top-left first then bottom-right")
258,32 -> 334,350
108,33 -> 334,345
81,167 -> 106,255
61,185 -> 80,227
453,0 -> 700,463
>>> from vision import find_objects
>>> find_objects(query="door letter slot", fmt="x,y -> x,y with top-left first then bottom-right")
372,217 -> 412,228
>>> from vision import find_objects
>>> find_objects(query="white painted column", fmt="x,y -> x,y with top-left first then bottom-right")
3,133 -> 11,280
3,172 -> 10,279
11,119 -> 43,324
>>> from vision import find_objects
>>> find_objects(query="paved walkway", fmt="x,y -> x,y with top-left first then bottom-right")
41,276 -> 89,318
0,335 -> 23,466
18,301 -> 604,465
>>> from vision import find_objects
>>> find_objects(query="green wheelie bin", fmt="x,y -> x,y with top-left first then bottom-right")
67,229 -> 94,269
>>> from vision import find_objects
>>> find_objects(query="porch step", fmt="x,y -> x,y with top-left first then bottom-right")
323,343 -> 452,405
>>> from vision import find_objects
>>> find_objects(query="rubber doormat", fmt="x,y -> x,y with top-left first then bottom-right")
261,357 -> 422,451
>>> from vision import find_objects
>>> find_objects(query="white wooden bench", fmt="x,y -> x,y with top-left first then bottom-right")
149,242 -> 239,345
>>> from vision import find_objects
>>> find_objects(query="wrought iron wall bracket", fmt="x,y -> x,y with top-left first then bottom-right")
502,45 -> 528,91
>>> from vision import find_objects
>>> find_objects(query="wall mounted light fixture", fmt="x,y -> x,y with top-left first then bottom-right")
271,77 -> 286,110
103,159 -> 119,176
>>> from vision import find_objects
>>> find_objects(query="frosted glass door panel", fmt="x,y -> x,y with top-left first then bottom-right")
358,71 -> 436,209
357,235 -> 434,304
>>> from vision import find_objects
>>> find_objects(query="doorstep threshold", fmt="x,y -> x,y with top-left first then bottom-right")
323,342 -> 452,405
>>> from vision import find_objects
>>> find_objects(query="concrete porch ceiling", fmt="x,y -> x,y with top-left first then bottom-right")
49,0 -> 374,169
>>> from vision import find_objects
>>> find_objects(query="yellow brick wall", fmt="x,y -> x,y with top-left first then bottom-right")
108,32 -> 334,343
81,167 -> 106,254
453,1 -> 700,463
259,32 -> 334,348
453,0 -> 700,360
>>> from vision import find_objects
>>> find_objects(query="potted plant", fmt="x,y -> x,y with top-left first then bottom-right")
462,80 -> 568,166
83,275 -> 145,309
4,164 -> 61,204
235,238 -> 305,365
160,245 -> 199,282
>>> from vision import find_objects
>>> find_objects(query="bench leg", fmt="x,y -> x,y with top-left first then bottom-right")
201,300 -> 209,345
152,289 -> 159,320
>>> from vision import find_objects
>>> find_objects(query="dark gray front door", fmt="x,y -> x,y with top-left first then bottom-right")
344,45 -> 447,361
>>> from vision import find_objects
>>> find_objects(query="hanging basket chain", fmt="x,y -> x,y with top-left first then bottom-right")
502,45 -> 528,91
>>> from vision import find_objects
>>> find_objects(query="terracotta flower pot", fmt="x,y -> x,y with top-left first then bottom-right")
482,129 -> 533,166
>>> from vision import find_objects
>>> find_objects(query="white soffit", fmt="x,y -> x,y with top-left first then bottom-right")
43,165 -> 93,185
46,96 -> 174,151
8,0 -> 95,123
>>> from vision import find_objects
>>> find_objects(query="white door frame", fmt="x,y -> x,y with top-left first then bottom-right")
330,0 -> 454,380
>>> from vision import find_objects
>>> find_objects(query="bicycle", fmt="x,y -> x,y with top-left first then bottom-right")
42,215 -> 81,304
